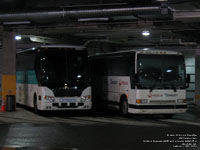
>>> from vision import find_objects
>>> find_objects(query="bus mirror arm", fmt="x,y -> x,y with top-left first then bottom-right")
185,74 -> 191,88
134,74 -> 140,85
185,74 -> 190,88
186,74 -> 190,83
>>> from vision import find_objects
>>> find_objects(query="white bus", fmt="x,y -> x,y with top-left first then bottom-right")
16,45 -> 92,112
90,50 -> 190,117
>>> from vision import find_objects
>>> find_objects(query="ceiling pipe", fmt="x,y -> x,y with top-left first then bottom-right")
0,5 -> 172,24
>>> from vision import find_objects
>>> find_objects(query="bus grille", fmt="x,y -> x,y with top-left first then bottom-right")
149,100 -> 176,104
53,102 -> 84,108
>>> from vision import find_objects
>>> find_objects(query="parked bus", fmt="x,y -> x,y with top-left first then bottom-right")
16,45 -> 92,112
90,50 -> 189,117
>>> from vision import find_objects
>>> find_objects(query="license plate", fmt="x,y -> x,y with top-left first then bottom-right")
59,98 -> 76,103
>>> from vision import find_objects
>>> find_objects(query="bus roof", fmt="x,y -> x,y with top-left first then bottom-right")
90,49 -> 183,58
136,50 -> 183,55
17,45 -> 86,54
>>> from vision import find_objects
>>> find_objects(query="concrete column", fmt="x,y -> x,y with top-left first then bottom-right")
184,51 -> 196,104
195,48 -> 200,105
0,56 -> 1,104
0,31 -> 16,105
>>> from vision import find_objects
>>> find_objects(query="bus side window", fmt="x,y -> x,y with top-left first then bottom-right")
110,57 -> 129,76
35,52 -> 42,82
129,55 -> 135,89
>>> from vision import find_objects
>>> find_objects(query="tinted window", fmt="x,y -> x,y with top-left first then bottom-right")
137,54 -> 186,89
36,48 -> 89,89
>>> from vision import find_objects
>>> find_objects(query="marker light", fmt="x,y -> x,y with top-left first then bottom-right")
142,31 -> 150,36
15,35 -> 22,40
43,96 -> 55,102
136,99 -> 148,104
177,99 -> 186,103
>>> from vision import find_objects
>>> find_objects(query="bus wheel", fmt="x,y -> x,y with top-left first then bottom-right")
34,94 -> 38,113
120,99 -> 128,116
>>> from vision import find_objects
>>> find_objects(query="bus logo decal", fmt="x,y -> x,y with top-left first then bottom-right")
164,93 -> 178,97
110,79 -> 117,85
119,81 -> 128,86
148,93 -> 163,98
148,93 -> 152,98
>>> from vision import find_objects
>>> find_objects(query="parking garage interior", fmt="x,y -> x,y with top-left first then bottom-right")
0,0 -> 200,150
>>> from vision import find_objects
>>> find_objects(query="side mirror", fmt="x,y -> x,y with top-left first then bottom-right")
186,74 -> 190,83
134,74 -> 139,84
134,74 -> 142,88
185,74 -> 190,88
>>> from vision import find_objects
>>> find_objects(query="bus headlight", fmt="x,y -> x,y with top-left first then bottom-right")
84,95 -> 91,100
80,95 -> 91,102
177,99 -> 186,103
136,99 -> 148,104
43,96 -> 55,102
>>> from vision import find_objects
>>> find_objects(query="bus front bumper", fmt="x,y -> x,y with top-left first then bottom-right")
40,100 -> 92,111
128,104 -> 187,114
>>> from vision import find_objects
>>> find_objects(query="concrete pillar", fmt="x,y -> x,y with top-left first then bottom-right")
185,51 -> 196,104
0,31 -> 16,106
195,49 -> 200,105
0,39 -> 2,103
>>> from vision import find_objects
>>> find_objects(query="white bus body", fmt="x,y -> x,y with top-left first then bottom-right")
16,45 -> 92,111
90,50 -> 188,116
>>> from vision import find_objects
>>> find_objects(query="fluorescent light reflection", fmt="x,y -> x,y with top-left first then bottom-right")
142,31 -> 150,36
15,35 -> 22,40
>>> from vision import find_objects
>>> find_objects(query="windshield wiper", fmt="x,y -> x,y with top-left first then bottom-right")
150,84 -> 157,92
149,76 -> 162,92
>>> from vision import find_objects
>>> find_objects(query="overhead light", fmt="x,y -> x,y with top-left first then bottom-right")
15,35 -> 22,40
77,74 -> 82,78
143,48 -> 149,51
78,18 -> 109,22
142,31 -> 150,36
166,69 -> 172,73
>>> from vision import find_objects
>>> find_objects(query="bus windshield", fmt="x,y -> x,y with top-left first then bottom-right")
36,49 -> 88,89
137,54 -> 186,89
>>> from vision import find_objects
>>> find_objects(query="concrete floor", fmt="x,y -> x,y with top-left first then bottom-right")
0,105 -> 200,150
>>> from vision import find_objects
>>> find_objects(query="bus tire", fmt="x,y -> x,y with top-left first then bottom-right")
120,99 -> 128,116
33,94 -> 38,113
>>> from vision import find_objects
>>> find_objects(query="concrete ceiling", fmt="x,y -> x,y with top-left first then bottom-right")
0,0 -> 200,53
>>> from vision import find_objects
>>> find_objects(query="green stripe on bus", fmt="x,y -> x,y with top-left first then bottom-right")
16,70 -> 38,84
16,71 -> 25,84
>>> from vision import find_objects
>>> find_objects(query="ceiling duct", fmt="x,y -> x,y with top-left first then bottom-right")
0,5 -> 172,24
160,38 -> 197,46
